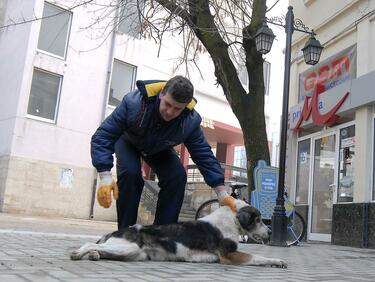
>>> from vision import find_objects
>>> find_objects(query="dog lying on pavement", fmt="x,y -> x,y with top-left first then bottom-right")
70,200 -> 287,268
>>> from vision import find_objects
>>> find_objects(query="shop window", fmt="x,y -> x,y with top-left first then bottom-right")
338,125 -> 355,202
37,2 -> 72,58
27,68 -> 62,122
108,60 -> 137,107
295,139 -> 311,205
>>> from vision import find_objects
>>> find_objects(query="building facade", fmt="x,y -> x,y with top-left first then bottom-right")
0,0 -> 274,221
287,0 -> 375,248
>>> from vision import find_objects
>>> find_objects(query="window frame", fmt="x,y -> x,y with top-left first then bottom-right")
36,1 -> 73,60
26,68 -> 63,124
107,60 -> 137,108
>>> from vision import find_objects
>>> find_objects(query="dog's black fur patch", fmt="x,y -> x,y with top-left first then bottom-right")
100,220 -> 237,256
219,238 -> 237,255
237,206 -> 260,232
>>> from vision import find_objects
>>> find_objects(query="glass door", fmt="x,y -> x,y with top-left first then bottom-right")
309,133 -> 338,241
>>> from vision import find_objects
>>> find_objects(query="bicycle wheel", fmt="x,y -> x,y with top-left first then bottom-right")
286,211 -> 306,246
195,199 -> 220,220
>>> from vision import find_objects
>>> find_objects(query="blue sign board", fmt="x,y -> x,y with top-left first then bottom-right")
251,160 -> 279,219
251,160 -> 293,219
253,160 -> 279,193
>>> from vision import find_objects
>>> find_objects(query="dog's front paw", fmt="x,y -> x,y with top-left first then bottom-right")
70,251 -> 82,261
271,259 -> 288,268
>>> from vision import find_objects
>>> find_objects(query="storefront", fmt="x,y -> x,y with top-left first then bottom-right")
288,45 -> 375,247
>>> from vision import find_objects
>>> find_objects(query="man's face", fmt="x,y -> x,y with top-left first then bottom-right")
159,92 -> 187,122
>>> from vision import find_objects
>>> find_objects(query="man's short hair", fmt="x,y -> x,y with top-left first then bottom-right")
162,76 -> 194,104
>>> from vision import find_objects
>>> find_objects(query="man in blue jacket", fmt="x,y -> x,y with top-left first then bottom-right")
91,76 -> 235,229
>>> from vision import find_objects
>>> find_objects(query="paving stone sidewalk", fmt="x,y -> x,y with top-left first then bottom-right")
1,213 -> 375,282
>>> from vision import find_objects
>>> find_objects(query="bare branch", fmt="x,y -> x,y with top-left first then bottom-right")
0,0 -> 96,30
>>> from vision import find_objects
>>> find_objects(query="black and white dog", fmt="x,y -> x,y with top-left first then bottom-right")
70,200 -> 287,268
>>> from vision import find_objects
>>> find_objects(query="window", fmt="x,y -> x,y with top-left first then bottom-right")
37,2 -> 72,58
238,65 -> 248,89
27,69 -> 62,122
234,146 -> 246,169
118,0 -> 144,38
338,125 -> 355,202
233,146 -> 247,181
0,0 -> 6,26
239,61 -> 271,95
295,139 -> 311,205
263,61 -> 271,96
109,60 -> 137,107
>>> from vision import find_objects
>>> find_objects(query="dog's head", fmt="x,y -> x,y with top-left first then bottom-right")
235,201 -> 271,244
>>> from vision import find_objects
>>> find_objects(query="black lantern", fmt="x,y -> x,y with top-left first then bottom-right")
302,33 -> 323,65
254,22 -> 275,54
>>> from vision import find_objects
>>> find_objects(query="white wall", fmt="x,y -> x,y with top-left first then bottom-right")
0,0 -> 37,155
8,0 -> 114,168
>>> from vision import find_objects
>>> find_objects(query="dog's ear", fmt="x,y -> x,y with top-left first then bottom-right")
236,206 -> 260,231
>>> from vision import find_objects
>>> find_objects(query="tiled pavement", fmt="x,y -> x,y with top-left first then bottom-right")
1,213 -> 375,281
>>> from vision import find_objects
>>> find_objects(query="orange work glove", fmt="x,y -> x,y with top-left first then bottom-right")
221,196 -> 237,213
214,185 -> 237,212
97,171 -> 118,208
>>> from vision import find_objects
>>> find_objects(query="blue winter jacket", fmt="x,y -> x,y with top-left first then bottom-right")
91,80 -> 224,188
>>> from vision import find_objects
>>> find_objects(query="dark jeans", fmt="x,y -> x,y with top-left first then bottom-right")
114,136 -> 187,229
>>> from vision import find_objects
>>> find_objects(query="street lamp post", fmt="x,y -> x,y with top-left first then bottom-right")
254,6 -> 323,246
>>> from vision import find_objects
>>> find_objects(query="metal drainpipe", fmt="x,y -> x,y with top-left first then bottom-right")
89,5 -> 119,219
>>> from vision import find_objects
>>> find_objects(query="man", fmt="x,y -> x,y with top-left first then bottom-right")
91,76 -> 235,229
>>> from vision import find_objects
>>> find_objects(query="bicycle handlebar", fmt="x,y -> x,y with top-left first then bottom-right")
229,184 -> 248,191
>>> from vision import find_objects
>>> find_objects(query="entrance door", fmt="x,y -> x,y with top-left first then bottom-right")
309,133 -> 337,241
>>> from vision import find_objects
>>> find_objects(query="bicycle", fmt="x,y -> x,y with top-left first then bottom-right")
195,183 -> 306,246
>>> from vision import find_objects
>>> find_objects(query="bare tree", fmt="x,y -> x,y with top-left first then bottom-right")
129,0 -> 272,191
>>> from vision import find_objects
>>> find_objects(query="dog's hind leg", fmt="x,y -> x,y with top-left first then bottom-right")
95,238 -> 147,261
220,251 -> 288,268
70,242 -> 99,260
70,238 -> 147,261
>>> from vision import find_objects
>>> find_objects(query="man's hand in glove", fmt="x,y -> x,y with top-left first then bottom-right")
97,171 -> 118,208
214,185 -> 237,212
